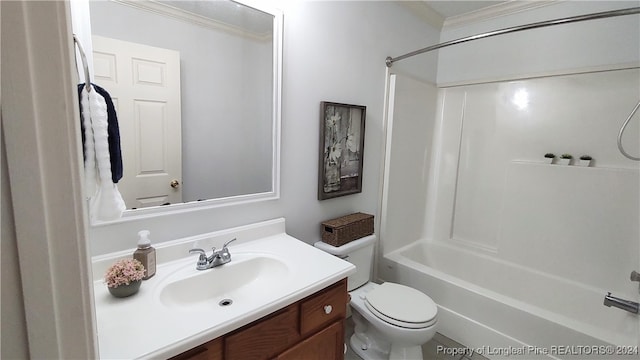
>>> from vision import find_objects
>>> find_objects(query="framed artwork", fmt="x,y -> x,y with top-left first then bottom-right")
318,101 -> 366,200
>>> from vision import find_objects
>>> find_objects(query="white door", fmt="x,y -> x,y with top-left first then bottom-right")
91,35 -> 182,209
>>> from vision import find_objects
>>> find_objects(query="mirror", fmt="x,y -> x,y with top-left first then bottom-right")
87,0 -> 281,220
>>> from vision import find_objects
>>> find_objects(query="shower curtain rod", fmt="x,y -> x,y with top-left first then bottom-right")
386,7 -> 640,67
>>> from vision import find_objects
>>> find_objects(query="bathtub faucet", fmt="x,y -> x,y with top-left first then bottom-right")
603,292 -> 639,314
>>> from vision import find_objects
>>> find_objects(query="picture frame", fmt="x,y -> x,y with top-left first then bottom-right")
318,101 -> 366,200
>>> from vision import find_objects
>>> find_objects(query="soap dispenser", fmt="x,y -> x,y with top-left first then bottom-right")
133,230 -> 156,280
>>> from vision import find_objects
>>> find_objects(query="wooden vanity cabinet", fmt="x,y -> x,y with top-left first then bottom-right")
225,305 -> 300,359
169,337 -> 223,360
171,279 -> 348,360
276,321 -> 344,360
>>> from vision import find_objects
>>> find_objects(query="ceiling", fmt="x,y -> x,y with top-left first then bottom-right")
423,1 -> 507,18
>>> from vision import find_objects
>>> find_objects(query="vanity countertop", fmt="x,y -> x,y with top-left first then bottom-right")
92,219 -> 355,359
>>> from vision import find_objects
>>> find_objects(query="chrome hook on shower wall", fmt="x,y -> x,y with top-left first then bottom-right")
617,101 -> 640,161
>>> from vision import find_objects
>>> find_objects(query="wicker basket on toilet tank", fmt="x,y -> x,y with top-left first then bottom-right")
321,212 -> 374,247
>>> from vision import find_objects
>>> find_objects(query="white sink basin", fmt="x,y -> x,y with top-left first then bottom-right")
92,218 -> 356,360
159,254 -> 289,310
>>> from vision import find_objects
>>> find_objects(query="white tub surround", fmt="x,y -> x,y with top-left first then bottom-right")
380,66 -> 640,358
92,218 -> 355,359
381,241 -> 638,359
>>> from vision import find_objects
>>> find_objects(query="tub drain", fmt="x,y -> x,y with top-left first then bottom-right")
219,298 -> 233,307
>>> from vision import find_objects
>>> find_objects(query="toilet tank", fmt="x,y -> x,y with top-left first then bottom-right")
314,234 -> 376,291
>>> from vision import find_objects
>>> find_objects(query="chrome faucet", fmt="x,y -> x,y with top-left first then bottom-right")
188,238 -> 236,270
603,292 -> 639,314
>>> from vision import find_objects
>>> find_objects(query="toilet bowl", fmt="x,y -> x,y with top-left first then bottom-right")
314,235 -> 438,360
349,282 -> 438,359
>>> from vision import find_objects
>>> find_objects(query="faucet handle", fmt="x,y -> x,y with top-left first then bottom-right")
223,238 -> 237,248
190,248 -> 210,270
189,248 -> 206,256
216,238 -> 235,262
189,248 -> 208,262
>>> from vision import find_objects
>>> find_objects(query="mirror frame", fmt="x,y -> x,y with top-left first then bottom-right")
91,0 -> 282,225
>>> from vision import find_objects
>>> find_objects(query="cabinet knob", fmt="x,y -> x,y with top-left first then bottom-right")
324,305 -> 333,314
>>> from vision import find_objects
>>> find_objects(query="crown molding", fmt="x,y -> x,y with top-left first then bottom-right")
398,1 -> 445,29
443,0 -> 559,29
112,0 -> 272,42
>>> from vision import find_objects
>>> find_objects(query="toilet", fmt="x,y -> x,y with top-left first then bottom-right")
314,235 -> 438,360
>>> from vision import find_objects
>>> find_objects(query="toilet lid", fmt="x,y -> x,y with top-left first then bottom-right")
365,282 -> 437,328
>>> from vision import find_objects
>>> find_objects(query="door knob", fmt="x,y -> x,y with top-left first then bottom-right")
170,179 -> 180,188
631,271 -> 640,282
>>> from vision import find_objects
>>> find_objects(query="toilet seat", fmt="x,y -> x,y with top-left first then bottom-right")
364,282 -> 437,329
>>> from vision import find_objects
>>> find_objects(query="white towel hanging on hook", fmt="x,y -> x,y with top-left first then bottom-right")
75,34 -> 125,221
80,84 -> 126,221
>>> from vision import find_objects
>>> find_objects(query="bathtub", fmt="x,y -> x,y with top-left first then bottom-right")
379,240 -> 639,359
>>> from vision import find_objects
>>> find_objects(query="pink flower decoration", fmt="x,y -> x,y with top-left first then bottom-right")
104,258 -> 145,288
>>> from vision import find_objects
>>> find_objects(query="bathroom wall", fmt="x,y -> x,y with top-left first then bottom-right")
2,3 -> 30,356
1,121 -> 30,359
88,1 -> 442,255
2,1 -> 98,356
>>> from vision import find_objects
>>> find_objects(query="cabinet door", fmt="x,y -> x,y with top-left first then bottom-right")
277,321 -> 344,360
300,279 -> 348,337
225,304 -> 300,360
169,337 -> 222,360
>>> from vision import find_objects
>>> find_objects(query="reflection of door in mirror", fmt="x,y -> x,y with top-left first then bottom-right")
92,35 -> 182,209
84,0 -> 280,220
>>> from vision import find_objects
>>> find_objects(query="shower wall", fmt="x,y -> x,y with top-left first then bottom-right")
380,67 -> 640,348
427,68 -> 639,297
381,0 -> 640,302
380,74 -> 438,255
